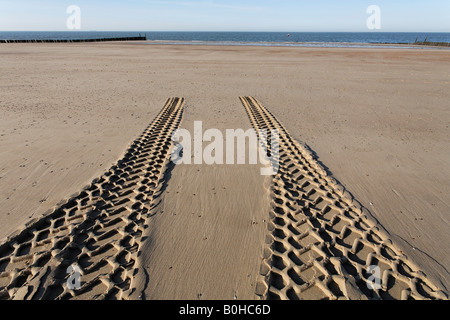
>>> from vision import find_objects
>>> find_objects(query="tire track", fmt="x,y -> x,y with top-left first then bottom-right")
0,97 -> 185,300
240,96 -> 447,300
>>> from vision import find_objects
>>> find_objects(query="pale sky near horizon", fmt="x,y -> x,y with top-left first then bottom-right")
0,0 -> 449,32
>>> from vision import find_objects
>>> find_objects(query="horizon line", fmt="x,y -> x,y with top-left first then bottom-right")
1,30 -> 450,33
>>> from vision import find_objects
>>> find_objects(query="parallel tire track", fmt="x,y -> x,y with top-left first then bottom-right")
0,98 -> 185,300
240,96 -> 447,300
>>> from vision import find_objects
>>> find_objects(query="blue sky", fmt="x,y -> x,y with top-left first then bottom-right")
0,0 -> 449,32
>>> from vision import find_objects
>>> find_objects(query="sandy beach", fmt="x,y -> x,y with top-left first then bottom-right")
0,43 -> 448,300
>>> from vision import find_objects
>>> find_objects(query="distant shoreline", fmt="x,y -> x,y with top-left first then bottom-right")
143,40 -> 450,49
1,38 -> 449,50
1,31 -> 449,49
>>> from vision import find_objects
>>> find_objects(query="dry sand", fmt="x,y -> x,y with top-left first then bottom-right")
0,43 -> 448,299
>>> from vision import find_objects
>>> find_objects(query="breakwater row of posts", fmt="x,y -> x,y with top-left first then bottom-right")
414,37 -> 450,47
0,36 -> 146,43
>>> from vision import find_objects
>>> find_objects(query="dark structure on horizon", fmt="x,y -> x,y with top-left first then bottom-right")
0,35 -> 147,43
